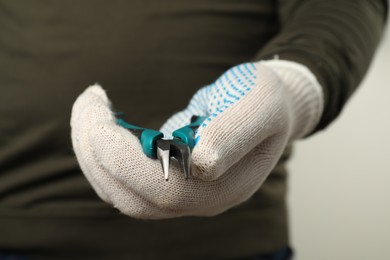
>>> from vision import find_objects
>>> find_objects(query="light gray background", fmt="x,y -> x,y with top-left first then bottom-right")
289,24 -> 390,259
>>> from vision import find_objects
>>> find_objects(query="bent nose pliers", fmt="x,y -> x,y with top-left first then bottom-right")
116,114 -> 206,180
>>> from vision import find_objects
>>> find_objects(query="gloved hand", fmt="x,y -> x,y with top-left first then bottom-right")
71,60 -> 323,219
160,60 -> 324,181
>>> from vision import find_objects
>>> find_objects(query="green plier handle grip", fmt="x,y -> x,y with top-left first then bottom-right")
116,118 -> 163,158
172,115 -> 207,150
116,115 -> 206,157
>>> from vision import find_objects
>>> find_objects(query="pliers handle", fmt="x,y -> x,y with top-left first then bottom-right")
116,118 -> 163,158
172,115 -> 207,150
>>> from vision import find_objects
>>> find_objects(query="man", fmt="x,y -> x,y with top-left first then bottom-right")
0,0 -> 387,259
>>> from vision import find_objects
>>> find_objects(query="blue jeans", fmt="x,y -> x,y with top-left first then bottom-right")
238,246 -> 293,260
0,246 -> 293,260
0,252 -> 29,260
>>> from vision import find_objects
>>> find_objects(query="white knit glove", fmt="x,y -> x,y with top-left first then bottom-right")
71,60 -> 323,219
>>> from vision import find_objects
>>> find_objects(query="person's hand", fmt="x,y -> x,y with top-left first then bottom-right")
161,60 -> 323,181
70,60 -> 323,219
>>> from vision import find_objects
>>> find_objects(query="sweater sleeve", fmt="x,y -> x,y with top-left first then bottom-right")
255,0 -> 388,132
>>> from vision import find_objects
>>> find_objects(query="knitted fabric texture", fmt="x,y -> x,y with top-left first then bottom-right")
71,60 -> 323,219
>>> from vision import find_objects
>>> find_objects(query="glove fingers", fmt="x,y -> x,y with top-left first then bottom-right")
192,65 -> 290,180
71,85 -> 116,201
210,134 -> 287,203
87,121 -> 189,207
71,86 -> 168,217
71,85 -> 111,128
74,119 -> 155,217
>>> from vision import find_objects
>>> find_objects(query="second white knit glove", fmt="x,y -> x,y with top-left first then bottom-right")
71,60 -> 323,219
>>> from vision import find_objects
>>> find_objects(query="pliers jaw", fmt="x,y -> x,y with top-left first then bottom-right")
158,115 -> 206,180
156,139 -> 191,180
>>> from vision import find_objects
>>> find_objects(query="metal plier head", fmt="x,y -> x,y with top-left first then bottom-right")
116,114 -> 206,180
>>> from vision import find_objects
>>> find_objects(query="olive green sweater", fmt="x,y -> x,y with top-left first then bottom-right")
0,0 -> 387,259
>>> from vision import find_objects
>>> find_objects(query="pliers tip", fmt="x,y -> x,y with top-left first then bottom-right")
157,140 -> 171,181
156,139 -> 191,180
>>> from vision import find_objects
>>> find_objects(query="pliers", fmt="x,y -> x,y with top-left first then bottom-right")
116,113 -> 206,180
